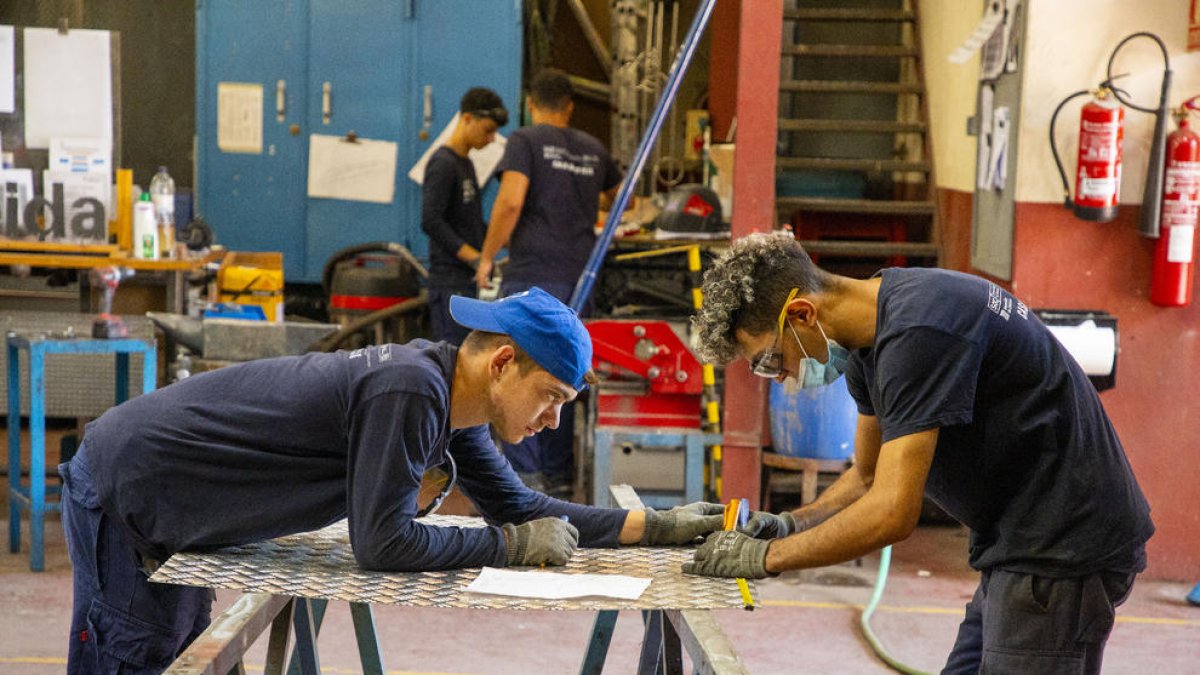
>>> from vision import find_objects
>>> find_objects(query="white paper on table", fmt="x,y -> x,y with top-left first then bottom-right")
307,133 -> 398,204
217,82 -> 263,154
43,170 -> 112,232
49,137 -> 111,174
465,567 -> 652,600
0,26 -> 14,114
948,1 -> 1004,66
0,168 -> 35,231
23,28 -> 112,148
407,112 -> 507,187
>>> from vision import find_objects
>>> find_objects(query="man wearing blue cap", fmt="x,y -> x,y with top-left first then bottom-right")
57,287 -> 722,672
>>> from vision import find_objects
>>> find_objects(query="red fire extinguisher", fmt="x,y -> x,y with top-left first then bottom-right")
1150,97 -> 1200,307
1073,89 -> 1125,222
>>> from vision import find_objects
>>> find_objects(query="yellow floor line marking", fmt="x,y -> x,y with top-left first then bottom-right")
760,599 -> 1200,626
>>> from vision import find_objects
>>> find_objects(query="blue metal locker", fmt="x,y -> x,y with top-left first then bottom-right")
196,0 -> 522,284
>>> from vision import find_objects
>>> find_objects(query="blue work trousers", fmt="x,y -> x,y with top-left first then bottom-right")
498,280 -> 585,478
427,282 -> 477,346
60,451 -> 214,674
941,565 -> 1139,674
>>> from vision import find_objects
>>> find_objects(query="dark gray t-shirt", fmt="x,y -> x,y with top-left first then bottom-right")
421,147 -> 484,286
845,268 -> 1152,577
496,124 -> 621,286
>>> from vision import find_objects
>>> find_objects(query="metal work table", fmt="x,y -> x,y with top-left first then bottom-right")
6,333 -> 156,571
157,488 -> 751,674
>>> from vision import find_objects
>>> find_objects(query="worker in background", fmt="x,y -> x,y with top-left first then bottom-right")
58,288 -> 723,673
421,87 -> 508,345
475,68 -> 622,498
685,233 -> 1153,674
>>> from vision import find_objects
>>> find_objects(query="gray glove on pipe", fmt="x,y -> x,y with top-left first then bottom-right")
681,531 -> 773,579
640,502 -> 727,546
503,517 -> 580,567
738,510 -> 797,539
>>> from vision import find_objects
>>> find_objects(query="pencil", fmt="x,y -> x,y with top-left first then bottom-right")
725,499 -> 755,611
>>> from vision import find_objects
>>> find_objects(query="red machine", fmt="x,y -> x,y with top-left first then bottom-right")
587,320 -> 704,429
1073,89 -> 1125,222
1150,97 -> 1200,307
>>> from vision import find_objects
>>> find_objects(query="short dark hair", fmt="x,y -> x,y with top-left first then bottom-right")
460,330 -> 536,371
460,87 -> 504,114
528,69 -> 573,112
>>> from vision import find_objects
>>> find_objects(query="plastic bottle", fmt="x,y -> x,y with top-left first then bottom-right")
150,166 -> 176,258
132,192 -> 159,260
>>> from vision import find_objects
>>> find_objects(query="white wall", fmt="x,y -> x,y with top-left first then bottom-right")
920,0 -> 985,193
1017,0 -> 1200,203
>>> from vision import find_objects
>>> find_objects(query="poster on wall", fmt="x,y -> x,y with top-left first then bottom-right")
1190,0 -> 1200,52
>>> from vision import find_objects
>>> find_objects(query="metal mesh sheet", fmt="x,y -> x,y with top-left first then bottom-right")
151,516 -> 752,611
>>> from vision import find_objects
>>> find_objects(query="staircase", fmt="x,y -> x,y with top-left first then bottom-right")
776,0 -> 940,275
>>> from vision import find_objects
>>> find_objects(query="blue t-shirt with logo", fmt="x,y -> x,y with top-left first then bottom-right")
421,147 -> 484,287
845,267 -> 1152,577
496,124 -> 621,286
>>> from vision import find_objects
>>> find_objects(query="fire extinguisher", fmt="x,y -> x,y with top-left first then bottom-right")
1052,87 -> 1126,223
1150,97 -> 1200,307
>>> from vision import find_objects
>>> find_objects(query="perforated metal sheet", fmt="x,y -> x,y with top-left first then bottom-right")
151,516 -> 752,611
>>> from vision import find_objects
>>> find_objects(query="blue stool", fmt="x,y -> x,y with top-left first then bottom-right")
6,334 -> 156,571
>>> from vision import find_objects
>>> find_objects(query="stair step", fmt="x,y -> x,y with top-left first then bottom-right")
777,157 -> 931,173
797,240 -> 940,258
780,79 -> 923,94
777,198 -> 935,216
779,119 -> 926,133
782,44 -> 919,58
783,8 -> 915,22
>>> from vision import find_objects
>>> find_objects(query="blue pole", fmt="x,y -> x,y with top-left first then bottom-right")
569,0 -> 718,313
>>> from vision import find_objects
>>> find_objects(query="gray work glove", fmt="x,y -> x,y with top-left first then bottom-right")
640,502 -> 727,546
738,510 -> 797,539
503,517 -> 580,567
680,531 -> 773,579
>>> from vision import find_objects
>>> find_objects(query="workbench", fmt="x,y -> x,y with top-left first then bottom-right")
0,241 -> 222,315
156,487 -> 752,674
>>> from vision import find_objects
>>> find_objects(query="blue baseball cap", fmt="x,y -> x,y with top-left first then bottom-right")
449,287 -> 593,390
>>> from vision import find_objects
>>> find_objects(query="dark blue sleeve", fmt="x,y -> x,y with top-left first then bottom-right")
421,152 -> 468,254
873,327 -> 981,442
845,355 -> 875,416
496,131 -> 533,178
346,392 -> 508,571
449,425 -> 628,548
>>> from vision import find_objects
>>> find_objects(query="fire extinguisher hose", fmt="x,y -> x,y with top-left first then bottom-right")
1049,89 -> 1094,208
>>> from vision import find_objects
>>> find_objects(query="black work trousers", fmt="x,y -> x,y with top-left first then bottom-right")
942,566 -> 1139,674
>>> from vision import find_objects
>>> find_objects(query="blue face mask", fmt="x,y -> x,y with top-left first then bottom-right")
788,320 -> 849,388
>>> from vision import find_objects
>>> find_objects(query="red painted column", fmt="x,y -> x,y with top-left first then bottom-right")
720,0 -> 782,507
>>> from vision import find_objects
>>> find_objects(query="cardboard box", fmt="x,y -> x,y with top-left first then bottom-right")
217,251 -> 285,323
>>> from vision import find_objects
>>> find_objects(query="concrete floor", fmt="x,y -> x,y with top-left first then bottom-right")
3,506 -> 1198,674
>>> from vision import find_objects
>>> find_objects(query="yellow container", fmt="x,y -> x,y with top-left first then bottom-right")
217,252 -> 285,322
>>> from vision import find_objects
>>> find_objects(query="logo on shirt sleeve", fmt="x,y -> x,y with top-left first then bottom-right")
987,283 -> 1029,321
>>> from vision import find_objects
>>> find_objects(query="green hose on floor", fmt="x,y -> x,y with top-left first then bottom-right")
860,545 -> 934,675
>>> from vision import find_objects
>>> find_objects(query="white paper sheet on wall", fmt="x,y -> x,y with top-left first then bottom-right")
49,137 -> 111,174
0,26 -> 14,114
42,170 -> 112,241
407,112 -> 507,187
217,82 -> 264,154
23,28 -> 113,149
307,133 -> 398,204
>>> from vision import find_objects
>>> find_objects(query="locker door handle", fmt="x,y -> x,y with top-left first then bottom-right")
276,80 -> 286,122
322,82 -> 332,125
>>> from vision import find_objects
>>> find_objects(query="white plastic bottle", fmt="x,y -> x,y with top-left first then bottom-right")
132,192 -> 159,260
149,166 -> 176,258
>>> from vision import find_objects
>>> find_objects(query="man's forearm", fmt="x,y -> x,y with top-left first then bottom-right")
766,487 -> 908,573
